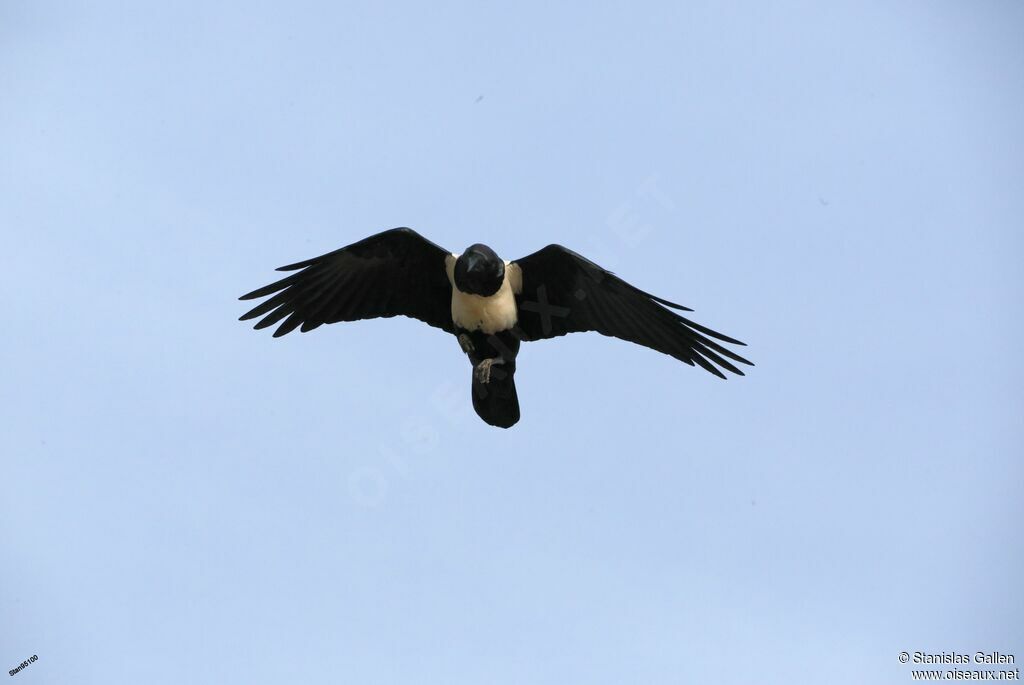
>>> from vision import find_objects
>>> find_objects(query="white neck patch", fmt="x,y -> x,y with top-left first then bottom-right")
445,254 -> 520,334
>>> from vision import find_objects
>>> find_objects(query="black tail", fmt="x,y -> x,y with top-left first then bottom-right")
472,365 -> 520,428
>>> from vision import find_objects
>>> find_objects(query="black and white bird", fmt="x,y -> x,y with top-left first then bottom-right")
239,227 -> 752,428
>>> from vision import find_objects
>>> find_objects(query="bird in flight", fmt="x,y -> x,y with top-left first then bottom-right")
239,228 -> 752,428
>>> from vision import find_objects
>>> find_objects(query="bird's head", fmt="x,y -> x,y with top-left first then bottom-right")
454,243 -> 505,297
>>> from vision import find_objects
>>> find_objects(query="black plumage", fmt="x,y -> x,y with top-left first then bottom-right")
239,229 -> 454,336
240,227 -> 752,428
512,245 -> 751,379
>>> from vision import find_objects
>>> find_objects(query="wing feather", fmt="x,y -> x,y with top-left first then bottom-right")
239,227 -> 454,337
511,245 -> 752,378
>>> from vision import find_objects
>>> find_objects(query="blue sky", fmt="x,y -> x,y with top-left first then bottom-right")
2,2 -> 1021,683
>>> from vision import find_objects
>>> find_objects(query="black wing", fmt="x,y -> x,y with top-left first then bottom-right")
239,227 -> 454,337
511,245 -> 752,378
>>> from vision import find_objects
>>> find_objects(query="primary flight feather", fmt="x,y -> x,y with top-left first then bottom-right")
239,227 -> 752,428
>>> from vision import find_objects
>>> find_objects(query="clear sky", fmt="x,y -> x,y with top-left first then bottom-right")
2,2 -> 1021,683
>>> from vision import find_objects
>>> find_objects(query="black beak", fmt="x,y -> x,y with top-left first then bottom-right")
466,254 -> 487,275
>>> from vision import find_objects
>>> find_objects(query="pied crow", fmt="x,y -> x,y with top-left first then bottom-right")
239,227 -> 752,428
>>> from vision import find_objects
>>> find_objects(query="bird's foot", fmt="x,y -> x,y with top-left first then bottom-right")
474,357 -> 505,384
458,334 -> 475,354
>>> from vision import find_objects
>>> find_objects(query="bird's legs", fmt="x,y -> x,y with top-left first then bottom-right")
461,330 -> 518,385
474,357 -> 506,384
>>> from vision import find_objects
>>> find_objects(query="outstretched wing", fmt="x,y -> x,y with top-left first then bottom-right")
510,245 -> 752,378
239,227 -> 454,337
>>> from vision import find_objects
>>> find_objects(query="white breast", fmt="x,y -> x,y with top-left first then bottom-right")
445,255 -> 521,334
